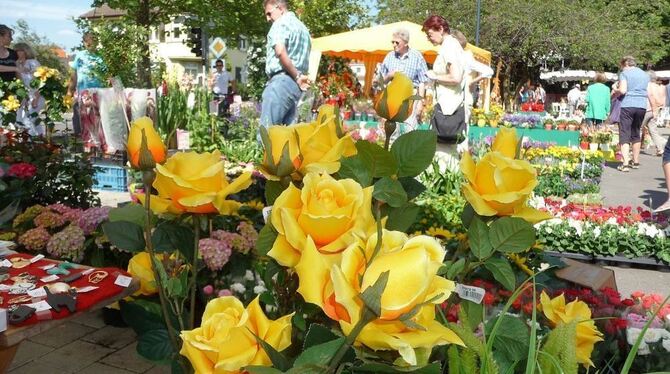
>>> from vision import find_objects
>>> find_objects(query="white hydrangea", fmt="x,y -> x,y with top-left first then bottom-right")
253,285 -> 267,294
244,270 -> 255,281
230,282 -> 246,294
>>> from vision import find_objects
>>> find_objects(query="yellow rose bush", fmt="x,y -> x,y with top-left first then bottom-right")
540,291 -> 604,367
136,150 -> 252,215
259,105 -> 356,182
127,116 -> 167,169
180,296 -> 293,373
127,251 -> 158,296
268,172 -> 375,267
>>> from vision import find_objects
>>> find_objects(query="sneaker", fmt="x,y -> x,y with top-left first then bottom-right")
653,201 -> 670,213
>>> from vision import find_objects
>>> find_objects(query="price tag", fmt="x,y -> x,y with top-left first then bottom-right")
40,264 -> 56,270
40,275 -> 59,283
29,254 -> 45,263
455,283 -> 486,304
114,275 -> 132,288
0,259 -> 12,268
75,286 -> 98,293
262,206 -> 272,224
27,300 -> 52,312
28,287 -> 47,298
81,268 -> 94,275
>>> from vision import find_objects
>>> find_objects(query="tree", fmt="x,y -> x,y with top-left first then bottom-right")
12,19 -> 68,77
377,0 -> 670,102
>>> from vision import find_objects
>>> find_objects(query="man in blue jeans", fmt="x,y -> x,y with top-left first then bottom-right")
260,0 -> 311,128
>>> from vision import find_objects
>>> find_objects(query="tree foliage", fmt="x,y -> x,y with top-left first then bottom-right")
11,19 -> 68,77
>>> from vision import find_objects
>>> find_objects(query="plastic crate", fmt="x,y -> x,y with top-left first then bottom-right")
94,164 -> 128,192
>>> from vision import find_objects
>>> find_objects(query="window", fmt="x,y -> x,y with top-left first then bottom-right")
235,67 -> 242,82
173,27 -> 181,40
238,37 -> 248,51
159,24 -> 166,43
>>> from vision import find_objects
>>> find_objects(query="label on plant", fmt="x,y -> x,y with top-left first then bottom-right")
262,206 -> 272,224
29,254 -> 45,263
114,275 -> 132,288
455,283 -> 486,304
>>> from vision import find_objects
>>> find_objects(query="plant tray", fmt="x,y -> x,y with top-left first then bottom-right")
94,164 -> 128,192
545,250 -> 670,271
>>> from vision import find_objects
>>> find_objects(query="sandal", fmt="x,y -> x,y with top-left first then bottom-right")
617,165 -> 630,172
630,162 -> 640,169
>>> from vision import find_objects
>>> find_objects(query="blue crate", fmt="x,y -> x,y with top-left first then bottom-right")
94,164 -> 128,192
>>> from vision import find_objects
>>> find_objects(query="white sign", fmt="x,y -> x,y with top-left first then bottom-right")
209,37 -> 227,58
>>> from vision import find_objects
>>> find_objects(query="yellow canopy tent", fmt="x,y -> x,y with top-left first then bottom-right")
309,21 -> 492,99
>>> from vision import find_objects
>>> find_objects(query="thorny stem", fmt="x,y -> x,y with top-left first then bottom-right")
189,215 -> 200,329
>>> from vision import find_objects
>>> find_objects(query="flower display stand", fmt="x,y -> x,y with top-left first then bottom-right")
545,250 -> 670,271
469,126 -> 580,147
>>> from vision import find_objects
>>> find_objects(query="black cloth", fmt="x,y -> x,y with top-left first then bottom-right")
618,107 -> 645,144
431,103 -> 466,144
0,48 -> 18,83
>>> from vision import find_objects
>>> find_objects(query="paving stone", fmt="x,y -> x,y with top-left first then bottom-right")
39,340 -> 115,372
143,364 -> 171,374
9,360 -> 66,374
100,342 -> 153,373
72,309 -> 107,329
28,321 -> 97,348
80,362 -> 135,374
81,325 -> 137,349
8,340 -> 54,371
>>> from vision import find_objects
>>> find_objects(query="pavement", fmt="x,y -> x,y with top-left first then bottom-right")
7,128 -> 670,372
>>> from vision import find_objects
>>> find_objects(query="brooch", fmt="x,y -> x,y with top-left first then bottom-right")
88,270 -> 108,284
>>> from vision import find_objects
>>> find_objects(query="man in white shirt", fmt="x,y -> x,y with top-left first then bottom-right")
567,84 -> 581,116
210,59 -> 231,116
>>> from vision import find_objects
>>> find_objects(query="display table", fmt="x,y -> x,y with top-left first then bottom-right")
469,126 -> 580,147
0,253 -> 139,372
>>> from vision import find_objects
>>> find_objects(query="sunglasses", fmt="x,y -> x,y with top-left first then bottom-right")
391,41 -> 401,45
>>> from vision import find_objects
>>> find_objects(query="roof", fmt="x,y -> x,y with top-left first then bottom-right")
79,4 -> 126,19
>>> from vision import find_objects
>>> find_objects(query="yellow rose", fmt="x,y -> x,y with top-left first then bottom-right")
127,252 -> 157,296
180,296 -> 293,374
63,94 -> 74,109
137,150 -> 252,215
491,127 -> 519,159
460,151 -> 551,223
540,292 -> 603,367
127,117 -> 167,169
1,95 -> 21,112
323,231 -> 464,365
259,105 -> 356,181
374,72 -> 415,122
268,172 -> 375,267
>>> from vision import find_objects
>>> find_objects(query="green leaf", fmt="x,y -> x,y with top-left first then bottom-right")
359,270 -> 390,317
102,221 -> 146,252
245,367 -> 284,374
461,300 -> 484,331
469,216 -> 493,259
446,258 -> 466,280
353,362 -> 442,373
339,155 -> 373,187
294,337 -> 345,367
265,180 -> 284,206
489,217 -> 536,254
166,277 -> 184,298
256,224 -> 278,256
136,329 -> 173,362
398,177 -> 426,200
356,140 -> 398,177
485,315 -> 530,362
373,177 -> 407,207
276,141 -> 297,177
391,130 -> 437,177
484,257 -> 517,291
151,222 -> 195,261
119,300 -> 165,335
385,203 -> 420,231
108,203 -> 146,227
461,204 -> 475,227
303,323 -> 339,349
249,329 -> 292,372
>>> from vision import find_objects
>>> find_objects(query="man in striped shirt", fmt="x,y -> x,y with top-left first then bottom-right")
379,28 -> 428,129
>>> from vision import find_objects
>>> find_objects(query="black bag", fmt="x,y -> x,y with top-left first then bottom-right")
431,103 -> 466,143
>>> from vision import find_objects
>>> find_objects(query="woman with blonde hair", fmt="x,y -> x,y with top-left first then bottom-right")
14,42 -> 45,135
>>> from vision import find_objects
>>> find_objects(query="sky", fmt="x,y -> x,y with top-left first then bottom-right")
2,0 -> 92,51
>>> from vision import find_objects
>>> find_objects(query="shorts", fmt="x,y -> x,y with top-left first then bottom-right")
618,107 -> 645,144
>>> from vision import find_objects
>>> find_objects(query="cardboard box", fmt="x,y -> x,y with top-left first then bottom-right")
555,258 -> 617,291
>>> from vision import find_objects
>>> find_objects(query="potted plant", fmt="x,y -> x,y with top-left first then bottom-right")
580,133 -> 590,150
556,120 -> 567,131
567,119 -> 579,131
596,131 -> 613,151
589,133 -> 599,151
544,118 -> 554,130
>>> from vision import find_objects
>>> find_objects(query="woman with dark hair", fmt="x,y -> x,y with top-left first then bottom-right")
584,72 -> 610,127
0,25 -> 20,84
422,15 -> 465,154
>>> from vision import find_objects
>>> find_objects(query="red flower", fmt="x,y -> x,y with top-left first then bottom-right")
483,292 -> 495,306
621,298 -> 635,307
7,162 -> 37,179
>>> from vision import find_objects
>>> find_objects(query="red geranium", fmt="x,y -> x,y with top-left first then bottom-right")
7,162 -> 37,179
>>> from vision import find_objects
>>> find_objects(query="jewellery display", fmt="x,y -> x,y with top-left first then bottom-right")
46,282 -> 71,294
10,257 -> 30,269
8,282 -> 36,295
9,304 -> 36,324
7,294 -> 32,304
88,270 -> 108,284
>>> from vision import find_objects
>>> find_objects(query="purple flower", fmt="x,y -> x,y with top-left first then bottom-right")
77,206 -> 111,235
198,238 -> 232,271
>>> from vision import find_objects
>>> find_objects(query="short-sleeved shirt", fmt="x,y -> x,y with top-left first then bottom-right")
0,48 -> 18,83
265,11 -> 311,77
70,50 -> 104,93
619,67 -> 649,109
380,48 -> 428,88
212,70 -> 230,95
433,35 -> 464,115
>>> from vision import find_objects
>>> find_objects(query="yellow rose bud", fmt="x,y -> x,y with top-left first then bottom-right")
460,151 -> 552,223
180,296 -> 293,373
491,127 -> 519,159
268,172 -> 375,267
127,252 -> 158,296
374,72 -> 415,122
540,292 -> 603,367
136,150 -> 252,215
127,116 -> 166,170
259,125 -> 301,180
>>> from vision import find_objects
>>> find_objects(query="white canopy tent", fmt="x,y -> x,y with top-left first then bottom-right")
540,70 -> 618,83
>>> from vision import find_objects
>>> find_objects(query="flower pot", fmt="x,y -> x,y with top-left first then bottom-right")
600,143 -> 610,152
556,124 -> 566,131
477,119 -> 487,127
589,143 -> 599,151
580,141 -> 589,150
544,124 -> 553,130
567,124 -> 578,131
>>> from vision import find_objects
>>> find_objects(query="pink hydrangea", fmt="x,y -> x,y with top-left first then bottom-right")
218,289 -> 232,297
198,238 -> 232,271
236,221 -> 258,253
46,204 -> 75,215
18,227 -> 51,252
34,210 -> 66,229
77,206 -> 111,234
63,208 -> 84,223
46,225 -> 86,262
